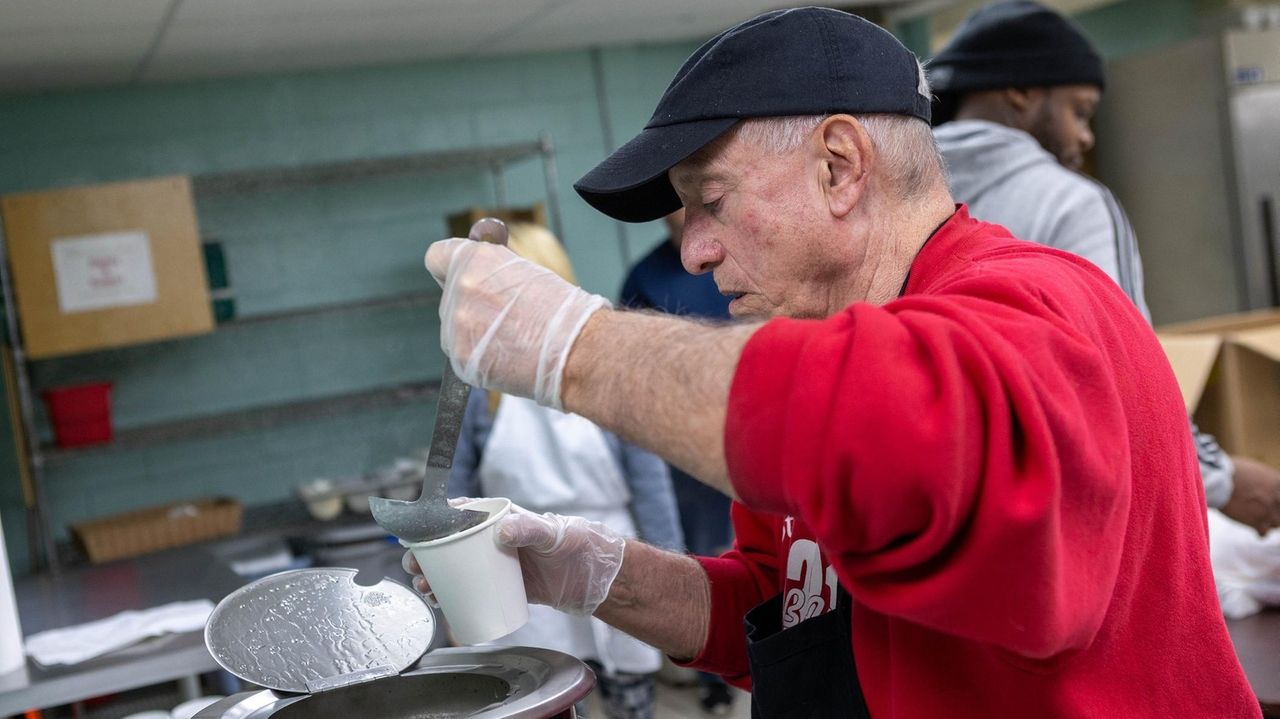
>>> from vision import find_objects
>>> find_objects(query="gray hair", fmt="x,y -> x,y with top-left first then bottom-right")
733,113 -> 945,200
681,61 -> 945,199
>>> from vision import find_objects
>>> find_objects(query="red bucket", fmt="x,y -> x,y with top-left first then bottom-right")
42,382 -> 113,448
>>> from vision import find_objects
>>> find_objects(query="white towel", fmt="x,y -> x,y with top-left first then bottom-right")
25,599 -> 215,666
1208,509 -> 1280,620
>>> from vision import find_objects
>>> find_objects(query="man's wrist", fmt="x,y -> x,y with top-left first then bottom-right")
540,293 -> 610,410
560,309 -> 608,414
595,540 -> 711,661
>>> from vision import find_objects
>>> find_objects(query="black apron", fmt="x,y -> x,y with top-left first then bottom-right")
744,586 -> 870,719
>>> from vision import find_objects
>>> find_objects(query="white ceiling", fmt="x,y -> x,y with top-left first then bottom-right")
0,0 -> 919,94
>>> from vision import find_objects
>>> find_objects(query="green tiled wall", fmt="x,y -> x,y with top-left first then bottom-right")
1074,0 -> 1202,60
0,1 -> 1210,575
0,42 -> 697,574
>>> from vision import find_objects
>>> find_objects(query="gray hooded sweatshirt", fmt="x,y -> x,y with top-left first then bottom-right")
936,119 -> 1233,507
936,119 -> 1150,319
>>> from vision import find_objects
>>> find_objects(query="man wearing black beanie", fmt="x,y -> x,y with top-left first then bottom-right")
929,1 -> 1123,297
929,0 -> 1280,537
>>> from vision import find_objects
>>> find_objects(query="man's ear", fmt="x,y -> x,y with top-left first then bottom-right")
1002,87 -> 1047,127
1004,87 -> 1035,111
817,115 -> 872,219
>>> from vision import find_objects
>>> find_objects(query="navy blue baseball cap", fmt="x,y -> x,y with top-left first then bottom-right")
574,7 -> 932,223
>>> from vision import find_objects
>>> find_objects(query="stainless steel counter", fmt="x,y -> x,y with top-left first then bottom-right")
0,522 -> 418,717
6,526 -> 1280,717
1226,610 -> 1280,717
0,544 -> 244,716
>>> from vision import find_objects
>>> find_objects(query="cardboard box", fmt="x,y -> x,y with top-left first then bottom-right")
0,176 -> 213,359
1158,309 -> 1280,470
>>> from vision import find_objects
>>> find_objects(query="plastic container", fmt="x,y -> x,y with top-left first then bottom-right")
401,497 -> 529,645
297,478 -> 343,521
42,382 -> 113,448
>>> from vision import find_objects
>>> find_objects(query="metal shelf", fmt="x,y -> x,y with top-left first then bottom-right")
192,141 -> 544,196
42,380 -> 441,462
1,134 -> 564,571
218,288 -> 440,328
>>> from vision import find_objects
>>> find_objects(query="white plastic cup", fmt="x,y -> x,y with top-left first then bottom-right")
402,497 -> 529,644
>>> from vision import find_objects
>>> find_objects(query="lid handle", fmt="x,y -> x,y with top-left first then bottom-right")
305,665 -> 398,693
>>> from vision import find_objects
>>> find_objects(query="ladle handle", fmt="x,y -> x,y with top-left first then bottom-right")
425,365 -> 472,473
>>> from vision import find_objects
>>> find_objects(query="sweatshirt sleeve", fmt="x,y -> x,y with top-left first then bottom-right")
680,502 -> 781,689
1192,419 -> 1235,509
1043,181 -> 1152,322
1043,187 -> 1120,288
724,275 -> 1134,660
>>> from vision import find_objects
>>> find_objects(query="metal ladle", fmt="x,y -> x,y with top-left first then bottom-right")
369,218 -> 510,543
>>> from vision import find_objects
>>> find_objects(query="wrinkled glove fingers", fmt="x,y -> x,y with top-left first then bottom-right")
496,512 -> 562,554
424,238 -> 467,285
400,549 -> 436,601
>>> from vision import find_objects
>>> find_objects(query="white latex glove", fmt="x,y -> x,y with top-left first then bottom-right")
403,502 -> 626,616
425,239 -> 610,409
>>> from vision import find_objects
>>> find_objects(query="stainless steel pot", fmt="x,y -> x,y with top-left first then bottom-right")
200,568 -> 592,718
193,646 -> 592,718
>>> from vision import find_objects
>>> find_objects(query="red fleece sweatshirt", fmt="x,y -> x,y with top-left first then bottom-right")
689,207 -> 1258,717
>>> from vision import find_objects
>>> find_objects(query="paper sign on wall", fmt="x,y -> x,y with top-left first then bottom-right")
50,230 -> 158,314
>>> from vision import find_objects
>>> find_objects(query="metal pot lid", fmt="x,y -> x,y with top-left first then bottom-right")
204,567 -> 435,694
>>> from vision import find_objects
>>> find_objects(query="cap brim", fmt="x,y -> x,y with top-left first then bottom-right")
574,117 -> 740,223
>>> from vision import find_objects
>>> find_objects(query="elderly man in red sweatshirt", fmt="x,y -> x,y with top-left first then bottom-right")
408,8 -> 1257,717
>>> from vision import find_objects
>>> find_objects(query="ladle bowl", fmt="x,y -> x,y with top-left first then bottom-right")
369,218 -> 509,543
